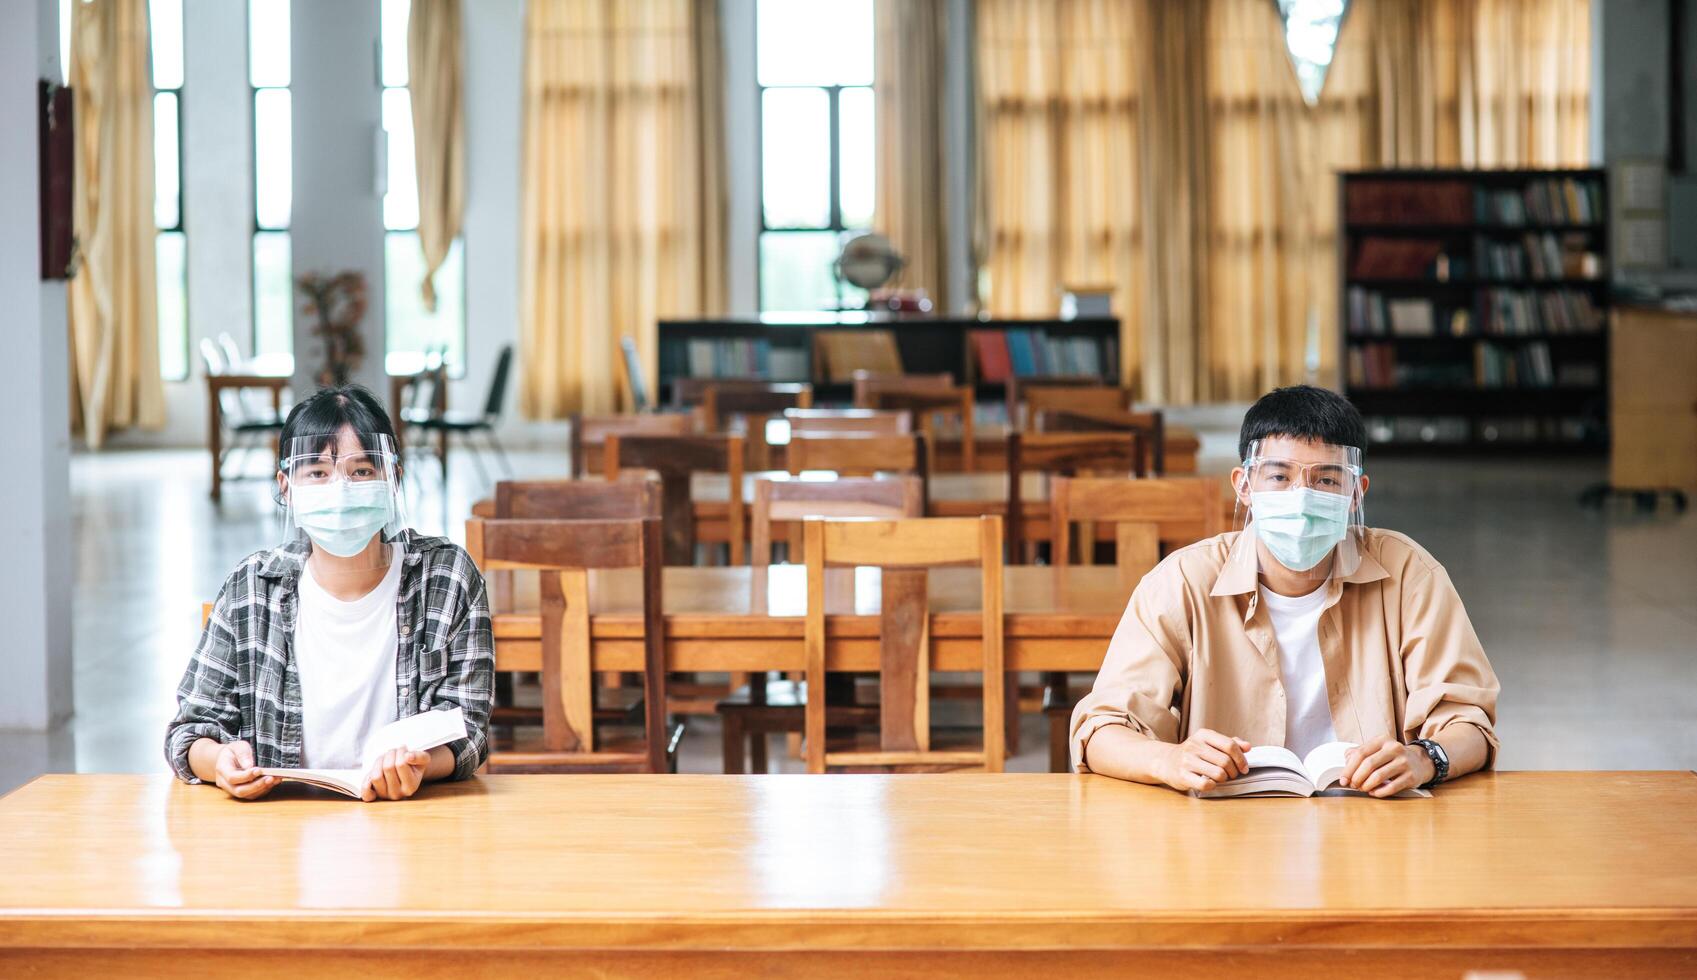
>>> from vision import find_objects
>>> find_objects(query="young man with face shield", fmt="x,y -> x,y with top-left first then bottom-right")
1071,386 -> 1499,797
165,385 -> 493,801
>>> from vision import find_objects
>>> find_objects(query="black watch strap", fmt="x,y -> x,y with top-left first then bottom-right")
1413,738 -> 1449,788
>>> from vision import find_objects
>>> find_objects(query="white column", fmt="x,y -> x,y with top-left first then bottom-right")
290,0 -> 386,396
0,0 -> 74,731
184,0 -> 256,363
723,0 -> 759,312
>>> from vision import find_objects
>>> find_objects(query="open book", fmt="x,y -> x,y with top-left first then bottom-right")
257,707 -> 467,798
1195,741 -> 1431,799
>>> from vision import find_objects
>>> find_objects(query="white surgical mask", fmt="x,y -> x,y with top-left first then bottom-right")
1250,487 -> 1352,572
290,480 -> 394,557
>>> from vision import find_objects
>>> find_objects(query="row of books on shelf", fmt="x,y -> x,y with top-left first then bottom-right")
1475,177 -> 1603,226
1364,415 -> 1596,445
661,339 -> 810,382
969,329 -> 1115,383
1347,289 -> 1604,337
1475,233 -> 1604,280
1347,341 -> 1602,389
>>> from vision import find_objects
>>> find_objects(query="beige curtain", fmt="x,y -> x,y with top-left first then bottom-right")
874,0 -> 948,309
976,0 -> 1149,391
407,0 -> 465,311
520,0 -> 726,417
69,0 -> 165,448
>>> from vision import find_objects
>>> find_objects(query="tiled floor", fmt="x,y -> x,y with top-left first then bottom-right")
3,437 -> 1693,796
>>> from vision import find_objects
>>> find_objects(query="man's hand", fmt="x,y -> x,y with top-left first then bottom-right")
361,747 -> 432,802
1341,736 -> 1435,798
1159,729 -> 1251,793
213,740 -> 278,801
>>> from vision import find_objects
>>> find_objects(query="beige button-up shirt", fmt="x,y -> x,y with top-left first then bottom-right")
1071,528 -> 1500,773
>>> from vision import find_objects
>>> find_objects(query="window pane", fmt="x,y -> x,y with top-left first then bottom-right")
757,0 -> 872,86
381,0 -> 410,87
254,88 -> 292,229
154,92 -> 180,229
382,87 -> 418,231
385,232 -> 464,374
248,0 -> 291,87
760,231 -> 843,311
149,0 -> 184,89
253,230 -> 293,356
762,88 -> 831,228
156,231 -> 188,380
838,86 -> 874,230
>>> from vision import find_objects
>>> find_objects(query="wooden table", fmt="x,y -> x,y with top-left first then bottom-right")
483,564 -> 1127,674
2,772 -> 1692,976
206,368 -> 291,502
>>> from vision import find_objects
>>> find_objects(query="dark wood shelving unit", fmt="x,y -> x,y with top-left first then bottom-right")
1339,168 -> 1612,454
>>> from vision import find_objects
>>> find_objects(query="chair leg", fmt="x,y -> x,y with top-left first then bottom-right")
465,434 -> 492,487
749,726 -> 769,774
721,712 -> 745,775
1048,711 -> 1070,773
484,428 -> 513,476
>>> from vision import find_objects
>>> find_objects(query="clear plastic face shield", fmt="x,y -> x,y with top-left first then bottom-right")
1228,438 -> 1366,589
279,431 -> 408,569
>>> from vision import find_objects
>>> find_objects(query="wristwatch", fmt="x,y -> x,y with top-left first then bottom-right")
1412,738 -> 1449,788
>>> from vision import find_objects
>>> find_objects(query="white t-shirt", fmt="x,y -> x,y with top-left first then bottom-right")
295,552 -> 404,769
1259,582 -> 1338,758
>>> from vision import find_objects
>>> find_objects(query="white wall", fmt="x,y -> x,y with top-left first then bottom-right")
0,0 -> 74,730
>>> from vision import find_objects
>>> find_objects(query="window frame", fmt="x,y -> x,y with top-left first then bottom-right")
152,0 -> 189,380
249,0 -> 293,360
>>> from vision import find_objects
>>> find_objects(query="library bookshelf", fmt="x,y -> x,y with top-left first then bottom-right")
1339,168 -> 1610,453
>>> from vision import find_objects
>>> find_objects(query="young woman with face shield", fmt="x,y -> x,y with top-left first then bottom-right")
1070,386 -> 1500,798
165,385 -> 493,801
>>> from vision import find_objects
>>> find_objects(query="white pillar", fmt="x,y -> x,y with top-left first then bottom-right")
184,0 -> 256,364
0,0 -> 74,732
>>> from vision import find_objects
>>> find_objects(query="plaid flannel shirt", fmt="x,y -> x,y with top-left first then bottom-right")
166,529 -> 494,783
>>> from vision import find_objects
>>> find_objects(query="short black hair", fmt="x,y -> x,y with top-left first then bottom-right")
1238,385 -> 1367,462
277,384 -> 398,471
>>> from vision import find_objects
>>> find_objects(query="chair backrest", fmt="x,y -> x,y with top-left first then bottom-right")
783,407 -> 912,436
199,338 -> 226,376
851,373 -> 975,473
1004,431 -> 1144,559
1049,476 -> 1226,590
407,365 -> 445,418
802,515 -> 1005,773
1017,382 -> 1130,430
620,336 -> 650,412
785,433 -> 928,489
475,517 -> 667,772
569,412 -> 693,477
1034,406 -> 1166,475
813,328 -> 902,382
482,344 -> 515,420
495,479 -> 662,520
216,332 -> 243,370
750,475 -> 923,568
605,433 -> 745,566
200,339 -> 254,420
697,382 -> 814,471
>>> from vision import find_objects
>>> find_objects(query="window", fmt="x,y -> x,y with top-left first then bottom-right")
152,0 -> 188,379
251,0 -> 292,357
1276,0 -> 1349,106
380,0 -> 465,377
756,0 -> 875,311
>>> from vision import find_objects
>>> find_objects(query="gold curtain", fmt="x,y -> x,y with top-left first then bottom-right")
519,0 -> 727,417
407,0 -> 465,311
976,0 -> 1149,390
69,0 -> 165,448
874,0 -> 948,309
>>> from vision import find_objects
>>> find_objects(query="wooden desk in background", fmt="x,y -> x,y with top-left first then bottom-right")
1,772 -> 1692,976
205,371 -> 289,502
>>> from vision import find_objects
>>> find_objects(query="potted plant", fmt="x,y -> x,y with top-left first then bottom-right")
296,271 -> 368,388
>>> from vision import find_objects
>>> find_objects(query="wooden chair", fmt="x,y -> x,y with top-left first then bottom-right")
1041,475 -> 1227,772
783,407 -> 912,436
1006,376 -> 1110,429
475,517 -> 681,773
494,479 -> 662,521
1004,431 -> 1144,563
605,433 -> 745,566
568,412 -> 693,477
1033,404 -> 1168,477
802,516 -> 1006,773
718,475 -> 927,773
813,328 -> 902,382
684,381 -> 813,470
852,373 -> 976,473
785,432 -> 927,478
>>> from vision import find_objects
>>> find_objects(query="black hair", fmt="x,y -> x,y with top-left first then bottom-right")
276,384 -> 398,471
1238,385 -> 1367,462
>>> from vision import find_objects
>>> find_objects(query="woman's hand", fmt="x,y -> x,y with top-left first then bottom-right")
362,747 -> 432,802
1340,736 -> 1435,798
213,740 -> 278,801
1159,729 -> 1251,793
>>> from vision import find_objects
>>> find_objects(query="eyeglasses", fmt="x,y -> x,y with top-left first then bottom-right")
284,453 -> 392,486
1242,456 -> 1359,495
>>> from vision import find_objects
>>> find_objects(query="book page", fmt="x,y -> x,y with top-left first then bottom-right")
255,768 -> 365,797
1302,741 -> 1358,791
1243,745 -> 1304,775
357,707 -> 468,775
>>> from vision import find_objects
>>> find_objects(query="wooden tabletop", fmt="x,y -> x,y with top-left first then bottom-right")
490,565 -> 1129,673
2,773 -> 1693,975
